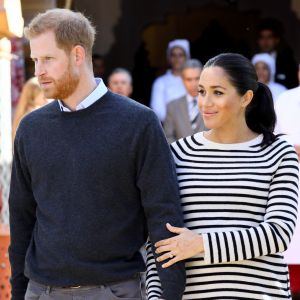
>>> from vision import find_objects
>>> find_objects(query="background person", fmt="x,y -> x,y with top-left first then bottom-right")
108,68 -> 133,97
150,39 -> 190,122
256,18 -> 298,89
12,77 -> 48,141
275,64 -> 300,300
164,59 -> 206,143
252,53 -> 287,102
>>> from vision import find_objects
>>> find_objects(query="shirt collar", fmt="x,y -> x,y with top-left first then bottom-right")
186,94 -> 197,103
58,78 -> 108,112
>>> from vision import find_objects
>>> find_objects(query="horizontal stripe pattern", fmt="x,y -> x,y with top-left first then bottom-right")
146,133 -> 299,300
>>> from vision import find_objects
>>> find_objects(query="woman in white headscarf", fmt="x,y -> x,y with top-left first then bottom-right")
150,39 -> 190,122
252,53 -> 287,102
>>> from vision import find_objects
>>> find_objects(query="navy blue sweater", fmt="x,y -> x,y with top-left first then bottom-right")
9,91 -> 185,300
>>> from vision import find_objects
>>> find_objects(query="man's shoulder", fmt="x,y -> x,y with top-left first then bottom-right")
18,101 -> 56,130
108,91 -> 158,122
167,95 -> 187,111
168,95 -> 186,106
14,101 -> 57,141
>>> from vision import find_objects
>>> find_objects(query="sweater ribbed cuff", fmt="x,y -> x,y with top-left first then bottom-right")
161,282 -> 185,300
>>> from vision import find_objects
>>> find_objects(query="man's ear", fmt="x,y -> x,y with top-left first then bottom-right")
72,45 -> 86,66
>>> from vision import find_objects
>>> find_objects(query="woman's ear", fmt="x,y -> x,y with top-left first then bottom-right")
241,90 -> 254,108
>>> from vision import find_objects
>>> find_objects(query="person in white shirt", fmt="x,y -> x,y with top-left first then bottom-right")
252,53 -> 287,102
275,65 -> 300,299
150,39 -> 190,122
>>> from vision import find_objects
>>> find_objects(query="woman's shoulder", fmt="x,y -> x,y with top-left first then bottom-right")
270,135 -> 298,157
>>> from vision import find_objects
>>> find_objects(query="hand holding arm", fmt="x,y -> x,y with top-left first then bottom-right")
155,223 -> 204,268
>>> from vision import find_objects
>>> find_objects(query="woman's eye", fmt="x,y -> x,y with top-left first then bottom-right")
215,91 -> 223,95
198,89 -> 205,96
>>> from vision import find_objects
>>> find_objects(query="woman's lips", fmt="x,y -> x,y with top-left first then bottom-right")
202,111 -> 217,117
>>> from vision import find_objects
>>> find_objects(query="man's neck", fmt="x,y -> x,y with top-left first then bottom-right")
62,74 -> 97,111
171,69 -> 181,76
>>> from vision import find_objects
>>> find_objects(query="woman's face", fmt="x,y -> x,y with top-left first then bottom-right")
169,47 -> 186,71
254,61 -> 270,84
198,66 -> 248,131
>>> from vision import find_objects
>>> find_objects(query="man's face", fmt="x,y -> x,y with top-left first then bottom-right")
257,29 -> 279,53
30,30 -> 80,100
108,72 -> 132,97
182,67 -> 201,98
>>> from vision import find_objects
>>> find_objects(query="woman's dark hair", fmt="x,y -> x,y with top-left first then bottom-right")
204,53 -> 276,146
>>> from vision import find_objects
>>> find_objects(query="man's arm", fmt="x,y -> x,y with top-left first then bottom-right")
135,110 -> 186,300
9,130 -> 36,300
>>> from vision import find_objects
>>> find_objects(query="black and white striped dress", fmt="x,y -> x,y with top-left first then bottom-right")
146,132 -> 299,300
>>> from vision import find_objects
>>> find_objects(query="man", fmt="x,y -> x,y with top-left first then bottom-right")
150,39 -> 190,122
8,9 -> 185,300
164,59 -> 206,143
108,68 -> 133,97
256,19 -> 298,89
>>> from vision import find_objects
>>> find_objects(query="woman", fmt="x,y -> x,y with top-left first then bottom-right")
146,53 -> 299,300
150,39 -> 190,122
252,53 -> 287,102
12,77 -> 48,141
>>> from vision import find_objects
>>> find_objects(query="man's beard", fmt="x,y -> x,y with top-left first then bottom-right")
39,63 -> 80,100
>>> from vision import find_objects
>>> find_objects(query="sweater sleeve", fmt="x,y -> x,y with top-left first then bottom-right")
136,111 -> 186,300
202,148 -> 299,265
8,130 -> 37,300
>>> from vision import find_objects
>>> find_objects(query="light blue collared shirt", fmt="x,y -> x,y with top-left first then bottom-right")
58,78 -> 108,112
